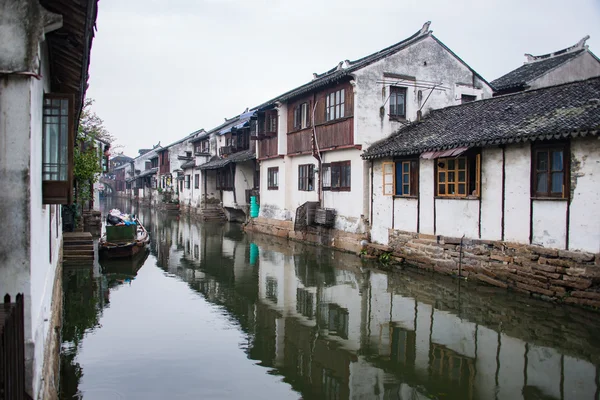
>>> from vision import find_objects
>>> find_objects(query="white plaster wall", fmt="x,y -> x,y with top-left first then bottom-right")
234,161 -> 255,207
222,190 -> 235,209
497,334 -> 525,400
353,35 -> 492,148
504,143 -> 531,243
276,104 -> 288,155
321,149 -> 367,233
418,159 -> 435,235
435,199 -> 479,238
568,137 -> 600,252
258,158 -> 288,220
370,160 -> 393,244
526,344 -> 562,399
480,147 -> 503,240
532,200 -> 567,248
563,356 -> 597,400
530,52 -> 600,90
286,154 -> 318,212
393,198 -> 418,232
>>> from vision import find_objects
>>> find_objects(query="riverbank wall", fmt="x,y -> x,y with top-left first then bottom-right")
365,230 -> 600,309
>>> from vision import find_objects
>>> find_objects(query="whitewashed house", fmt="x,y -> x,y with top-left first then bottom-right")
492,36 -> 600,96
247,22 -> 493,252
198,111 -> 258,221
130,147 -> 160,203
0,0 -> 97,397
362,76 -> 600,303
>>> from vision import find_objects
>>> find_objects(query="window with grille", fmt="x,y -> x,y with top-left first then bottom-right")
325,89 -> 345,122
298,164 -> 314,191
390,86 -> 407,118
267,167 -> 279,190
532,143 -> 568,198
436,154 -> 480,198
293,102 -> 310,130
323,161 -> 351,191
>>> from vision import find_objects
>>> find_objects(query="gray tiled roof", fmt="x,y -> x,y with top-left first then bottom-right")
362,77 -> 600,160
198,149 -> 255,170
491,50 -> 584,92
254,24 -> 489,109
180,160 -> 196,170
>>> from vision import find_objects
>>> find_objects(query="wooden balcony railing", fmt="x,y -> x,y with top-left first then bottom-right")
1,293 -> 27,400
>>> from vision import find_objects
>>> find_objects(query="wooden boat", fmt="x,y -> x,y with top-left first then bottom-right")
98,217 -> 150,259
100,248 -> 150,284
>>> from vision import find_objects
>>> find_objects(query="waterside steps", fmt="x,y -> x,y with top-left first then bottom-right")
200,204 -> 227,222
62,232 -> 94,264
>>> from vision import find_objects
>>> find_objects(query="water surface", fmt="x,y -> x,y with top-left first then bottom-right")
60,198 -> 600,399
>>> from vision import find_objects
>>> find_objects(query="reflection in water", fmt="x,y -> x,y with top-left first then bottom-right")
60,198 -> 600,399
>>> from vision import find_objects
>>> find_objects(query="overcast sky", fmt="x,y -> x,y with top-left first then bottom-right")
86,0 -> 600,156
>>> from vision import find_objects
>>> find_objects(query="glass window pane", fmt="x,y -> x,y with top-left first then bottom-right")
438,184 -> 445,195
340,103 -> 344,118
537,152 -> 548,171
458,171 -> 466,182
341,89 -> 345,104
448,172 -> 455,183
403,163 -> 409,173
448,184 -> 455,194
552,151 -> 563,171
403,185 -> 409,195
403,174 -> 409,184
551,172 -> 563,193
448,159 -> 455,170
439,172 -> 445,183
458,184 -> 466,194
458,158 -> 466,169
537,172 -> 548,193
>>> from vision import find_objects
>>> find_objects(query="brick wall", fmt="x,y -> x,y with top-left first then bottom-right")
379,229 -> 600,308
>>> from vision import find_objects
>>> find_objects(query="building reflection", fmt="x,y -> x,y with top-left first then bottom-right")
109,199 -> 600,400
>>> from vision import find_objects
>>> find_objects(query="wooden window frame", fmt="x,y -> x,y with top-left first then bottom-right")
322,163 -> 331,190
389,86 -> 407,119
382,159 -> 419,197
268,112 -> 278,133
325,89 -> 345,122
531,142 -> 569,199
329,161 -> 351,192
42,93 -> 75,204
267,167 -> 279,190
216,168 -> 234,191
435,152 -> 481,198
194,173 -> 200,189
298,164 -> 314,191
293,102 -> 310,130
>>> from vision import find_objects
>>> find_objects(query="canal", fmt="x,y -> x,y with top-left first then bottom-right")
60,198 -> 600,399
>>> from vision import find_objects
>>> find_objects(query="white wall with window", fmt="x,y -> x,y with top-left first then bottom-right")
370,138 -> 600,253
259,158 -> 290,220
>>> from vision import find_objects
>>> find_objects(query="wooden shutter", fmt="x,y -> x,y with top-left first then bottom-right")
382,162 -> 394,195
344,83 -> 354,117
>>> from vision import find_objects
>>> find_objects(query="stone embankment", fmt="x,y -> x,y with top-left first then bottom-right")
365,230 -> 600,309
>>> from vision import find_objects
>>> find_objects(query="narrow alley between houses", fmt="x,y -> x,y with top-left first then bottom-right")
60,198 -> 600,400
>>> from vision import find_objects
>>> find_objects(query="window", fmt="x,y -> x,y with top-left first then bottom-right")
382,160 -> 419,196
389,86 -> 407,118
216,168 -> 233,190
194,174 -> 200,189
461,94 -> 476,104
268,113 -> 277,133
266,277 -> 278,303
325,89 -> 345,121
436,154 -> 480,197
532,143 -> 568,198
151,158 -> 158,168
322,164 -> 331,190
186,151 -> 192,158
298,164 -> 314,191
267,167 -> 279,190
42,94 -> 74,204
323,161 -> 351,191
293,102 -> 309,130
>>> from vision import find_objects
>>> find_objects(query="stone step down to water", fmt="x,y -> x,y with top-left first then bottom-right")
63,232 -> 94,263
